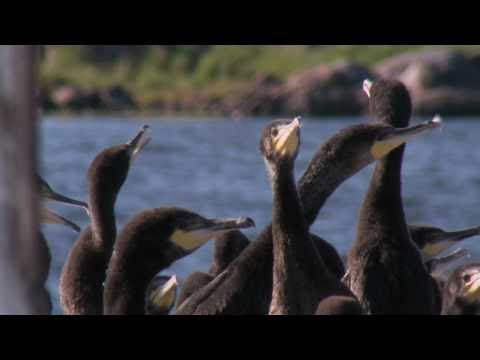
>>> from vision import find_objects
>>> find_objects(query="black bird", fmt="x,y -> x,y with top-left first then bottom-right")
176,120 -> 439,315
425,248 -> 470,312
145,274 -> 179,315
59,125 -> 151,315
346,79 -> 442,314
177,232 -> 345,308
410,225 -> 480,261
261,117 -> 360,315
442,262 -> 480,315
425,248 -> 470,277
362,79 -> 480,260
103,208 -> 255,315
176,230 -> 250,308
37,175 -> 88,314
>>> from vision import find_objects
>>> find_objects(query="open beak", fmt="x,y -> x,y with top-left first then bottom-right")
38,174 -> 90,216
464,268 -> 480,302
127,125 -> 152,162
274,117 -> 302,157
371,115 -> 443,159
171,217 -> 256,251
43,189 -> 90,217
427,248 -> 470,277
41,207 -> 81,233
423,226 -> 480,259
363,79 -> 373,98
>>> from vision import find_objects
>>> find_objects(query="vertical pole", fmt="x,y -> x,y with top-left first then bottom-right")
0,45 -> 45,314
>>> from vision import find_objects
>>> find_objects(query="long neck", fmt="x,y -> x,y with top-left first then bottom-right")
105,238 -> 186,315
89,184 -> 117,254
356,145 -> 410,247
298,143 -> 373,226
270,161 -> 328,314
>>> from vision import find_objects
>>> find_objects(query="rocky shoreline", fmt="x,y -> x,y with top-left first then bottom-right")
42,49 -> 480,117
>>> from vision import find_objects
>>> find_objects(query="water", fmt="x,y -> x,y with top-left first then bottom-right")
40,116 -> 480,315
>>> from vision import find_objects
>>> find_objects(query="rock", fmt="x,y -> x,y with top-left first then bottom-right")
277,61 -> 375,115
223,74 -> 285,116
51,86 -> 84,109
98,86 -> 136,110
415,87 -> 480,115
375,50 -> 480,115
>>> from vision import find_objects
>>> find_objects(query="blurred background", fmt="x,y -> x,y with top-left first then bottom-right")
37,45 -> 480,314
40,45 -> 480,117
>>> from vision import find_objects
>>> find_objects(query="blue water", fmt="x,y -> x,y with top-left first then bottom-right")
40,116 -> 480,315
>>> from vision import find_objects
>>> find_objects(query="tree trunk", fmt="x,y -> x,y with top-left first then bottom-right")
0,45 -> 45,314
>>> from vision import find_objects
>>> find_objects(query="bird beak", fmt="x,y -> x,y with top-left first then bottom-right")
208,217 -> 256,231
371,115 -> 443,160
171,217 -> 255,251
464,268 -> 480,302
426,248 -> 470,278
127,125 -> 152,162
422,226 -> 480,259
149,275 -> 178,311
41,207 -> 81,233
274,116 -> 302,157
42,187 -> 90,217
363,79 -> 373,98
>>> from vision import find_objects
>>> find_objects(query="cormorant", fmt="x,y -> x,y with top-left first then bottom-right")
37,175 -> 88,314
261,117 -> 360,315
176,119 -> 440,315
346,78 -> 442,314
176,230 -> 250,308
442,262 -> 480,315
59,125 -> 151,315
363,79 -> 480,260
410,225 -> 480,261
177,231 -> 346,308
103,208 -> 255,315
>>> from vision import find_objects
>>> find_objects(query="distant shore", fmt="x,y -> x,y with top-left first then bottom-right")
41,46 -> 480,117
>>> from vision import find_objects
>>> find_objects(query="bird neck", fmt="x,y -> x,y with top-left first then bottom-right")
372,146 -> 404,191
298,143 -> 373,226
105,238 -> 186,315
270,161 -> 330,314
89,186 -> 118,253
357,146 -> 410,247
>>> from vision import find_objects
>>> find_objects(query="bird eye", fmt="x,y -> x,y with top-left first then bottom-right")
271,128 -> 279,137
463,274 -> 471,283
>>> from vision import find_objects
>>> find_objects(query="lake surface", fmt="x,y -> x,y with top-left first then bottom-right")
40,116 -> 480,315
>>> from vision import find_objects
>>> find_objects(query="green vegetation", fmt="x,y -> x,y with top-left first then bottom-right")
40,45 -> 480,109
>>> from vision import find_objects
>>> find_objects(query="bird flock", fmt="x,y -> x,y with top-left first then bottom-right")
38,78 -> 480,315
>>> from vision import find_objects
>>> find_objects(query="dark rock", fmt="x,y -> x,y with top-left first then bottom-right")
51,86 -> 85,110
277,61 -> 375,115
98,86 -> 136,110
375,50 -> 480,115
223,74 -> 285,116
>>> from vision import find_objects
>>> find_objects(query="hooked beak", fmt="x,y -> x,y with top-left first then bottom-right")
171,217 -> 255,251
427,248 -> 470,278
363,79 -> 373,98
274,117 -> 302,157
41,208 -> 81,233
371,115 -> 443,159
127,125 -> 152,162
